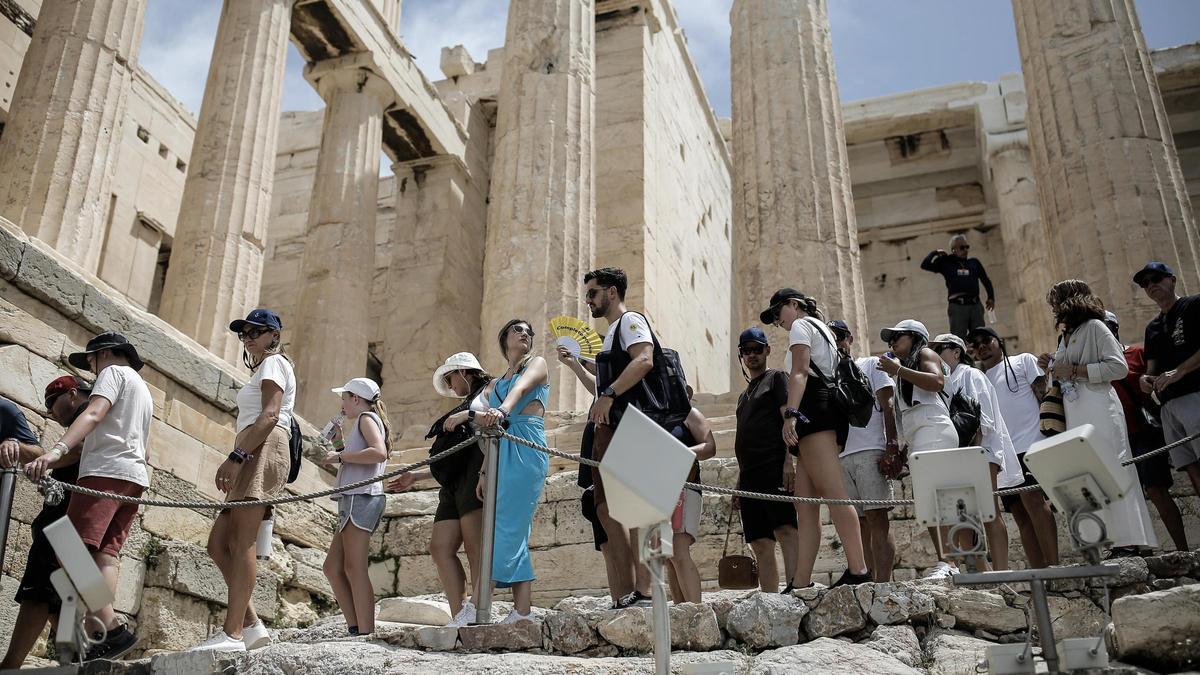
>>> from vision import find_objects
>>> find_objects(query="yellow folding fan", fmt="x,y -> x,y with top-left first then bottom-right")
549,316 -> 603,361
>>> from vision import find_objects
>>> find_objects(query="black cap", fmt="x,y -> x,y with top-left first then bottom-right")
229,308 -> 283,334
1132,261 -> 1175,286
68,332 -> 144,371
760,288 -> 804,324
828,320 -> 851,337
965,325 -> 1000,343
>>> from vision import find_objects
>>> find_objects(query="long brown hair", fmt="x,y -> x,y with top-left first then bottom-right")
1047,279 -> 1106,331
497,318 -> 535,373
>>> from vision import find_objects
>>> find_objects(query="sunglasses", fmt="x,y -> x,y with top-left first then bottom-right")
509,325 -> 535,337
968,339 -> 992,349
239,327 -> 271,341
1136,273 -> 1166,289
886,332 -> 911,345
956,245 -> 970,251
585,286 -> 611,301
739,344 -> 766,356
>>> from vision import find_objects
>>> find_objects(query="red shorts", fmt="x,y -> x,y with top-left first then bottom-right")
66,476 -> 145,557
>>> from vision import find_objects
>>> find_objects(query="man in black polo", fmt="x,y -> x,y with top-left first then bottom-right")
1136,261 -> 1200,499
921,234 -> 995,339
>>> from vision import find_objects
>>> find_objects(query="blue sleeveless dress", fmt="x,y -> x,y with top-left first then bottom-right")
488,368 -> 551,586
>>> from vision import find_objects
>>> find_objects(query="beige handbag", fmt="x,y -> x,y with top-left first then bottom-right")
717,501 -> 759,590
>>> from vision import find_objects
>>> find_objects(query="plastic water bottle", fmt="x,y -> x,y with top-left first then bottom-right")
255,517 -> 274,560
986,308 -> 998,325
1061,380 -> 1078,403
321,413 -> 345,442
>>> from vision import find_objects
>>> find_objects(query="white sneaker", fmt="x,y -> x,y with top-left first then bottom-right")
242,620 -> 270,650
188,631 -> 246,652
499,609 -> 533,625
922,561 -> 960,581
447,601 -> 476,628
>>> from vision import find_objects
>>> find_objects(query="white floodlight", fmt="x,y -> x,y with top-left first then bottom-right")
44,516 -> 114,663
911,446 -> 996,527
599,405 -> 697,675
599,406 -> 696,530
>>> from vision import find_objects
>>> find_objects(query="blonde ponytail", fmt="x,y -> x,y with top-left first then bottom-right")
370,397 -> 393,453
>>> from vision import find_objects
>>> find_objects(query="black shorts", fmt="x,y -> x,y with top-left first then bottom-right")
434,449 -> 485,522
580,487 -> 607,551
1000,453 -> 1047,511
789,383 -> 843,452
737,464 -> 797,543
1132,430 -> 1174,489
15,502 -> 71,609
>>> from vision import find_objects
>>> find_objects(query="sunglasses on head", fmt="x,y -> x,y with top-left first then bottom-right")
739,344 -> 766,356
239,327 -> 271,341
1136,273 -> 1166,288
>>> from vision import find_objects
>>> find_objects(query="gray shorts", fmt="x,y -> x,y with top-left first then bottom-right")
1162,391 -> 1200,470
336,493 -> 386,533
840,449 -> 895,516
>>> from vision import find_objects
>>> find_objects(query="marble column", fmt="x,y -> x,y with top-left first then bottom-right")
375,0 -> 402,32
479,0 -> 595,412
729,0 -> 866,370
382,156 -> 487,431
290,63 -> 391,420
0,0 -> 146,271
1012,0 -> 1199,331
990,139 -> 1059,353
157,0 -> 292,363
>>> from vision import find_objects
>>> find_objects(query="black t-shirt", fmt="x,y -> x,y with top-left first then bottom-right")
1,397 -> 38,446
1145,294 -> 1200,402
735,370 -> 790,472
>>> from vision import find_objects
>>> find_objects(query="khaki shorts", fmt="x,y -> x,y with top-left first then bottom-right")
227,425 -> 290,502
840,449 -> 894,516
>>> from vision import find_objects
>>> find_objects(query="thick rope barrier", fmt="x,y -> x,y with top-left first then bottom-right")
8,428 -> 1198,511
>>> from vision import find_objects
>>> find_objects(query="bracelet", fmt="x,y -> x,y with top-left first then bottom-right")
232,447 -> 253,462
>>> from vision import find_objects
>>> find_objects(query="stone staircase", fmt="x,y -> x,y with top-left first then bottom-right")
386,392 -> 741,491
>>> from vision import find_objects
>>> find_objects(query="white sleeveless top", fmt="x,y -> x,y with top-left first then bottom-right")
893,360 -> 949,413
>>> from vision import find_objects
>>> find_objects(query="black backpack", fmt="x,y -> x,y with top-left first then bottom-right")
938,388 -> 982,447
287,416 -> 303,483
803,319 -> 875,428
602,313 -> 692,428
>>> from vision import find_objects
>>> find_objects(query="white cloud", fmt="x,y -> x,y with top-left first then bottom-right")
138,0 -> 222,116
400,0 -> 508,79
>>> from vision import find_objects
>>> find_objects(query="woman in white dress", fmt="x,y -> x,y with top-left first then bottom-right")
931,333 -> 1022,570
1040,280 -> 1157,554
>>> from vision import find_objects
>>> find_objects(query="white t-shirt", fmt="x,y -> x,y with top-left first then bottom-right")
985,353 -> 1045,455
81,365 -> 152,487
946,364 -> 1024,488
236,354 -> 297,433
783,318 -> 838,377
603,311 -> 654,354
842,357 -> 894,457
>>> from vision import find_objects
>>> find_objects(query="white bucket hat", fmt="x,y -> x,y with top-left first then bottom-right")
929,333 -> 968,352
433,352 -> 485,398
331,377 -> 380,401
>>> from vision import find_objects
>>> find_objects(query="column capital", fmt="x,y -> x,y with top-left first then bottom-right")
304,54 -> 394,106
390,153 -> 468,180
985,129 -> 1031,162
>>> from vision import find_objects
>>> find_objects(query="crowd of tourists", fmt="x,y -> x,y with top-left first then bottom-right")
1,253 -> 1197,664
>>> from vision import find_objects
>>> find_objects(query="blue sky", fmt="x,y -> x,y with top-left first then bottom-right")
141,0 -> 1200,121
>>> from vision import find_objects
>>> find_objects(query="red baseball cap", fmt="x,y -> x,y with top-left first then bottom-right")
44,375 -> 91,409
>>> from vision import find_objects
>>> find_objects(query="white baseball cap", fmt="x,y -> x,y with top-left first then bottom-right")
331,377 -> 381,401
433,352 -> 486,398
880,319 -> 930,343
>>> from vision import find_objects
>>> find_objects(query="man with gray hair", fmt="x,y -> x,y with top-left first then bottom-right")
920,234 -> 995,339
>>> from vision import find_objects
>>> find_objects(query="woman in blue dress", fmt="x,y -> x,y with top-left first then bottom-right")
474,318 -> 551,624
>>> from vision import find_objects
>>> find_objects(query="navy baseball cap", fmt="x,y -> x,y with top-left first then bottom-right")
229,308 -> 283,333
738,327 -> 769,346
828,320 -> 851,337
1132,261 -> 1175,286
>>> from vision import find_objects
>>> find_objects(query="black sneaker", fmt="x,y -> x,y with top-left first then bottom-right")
84,624 -> 138,661
780,582 -> 797,594
617,590 -> 653,608
831,569 -> 872,588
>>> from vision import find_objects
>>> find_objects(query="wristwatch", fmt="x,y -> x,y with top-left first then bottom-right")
599,386 -> 616,399
228,450 -> 245,464
467,410 -> 476,421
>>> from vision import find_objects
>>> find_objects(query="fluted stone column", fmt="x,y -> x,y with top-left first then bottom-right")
375,0 -> 402,31
990,139 -> 1059,353
0,0 -> 146,271
1012,0 -> 1199,330
158,0 -> 292,363
382,156 -> 486,431
480,0 -> 595,412
730,0 -> 866,369
290,63 -> 391,420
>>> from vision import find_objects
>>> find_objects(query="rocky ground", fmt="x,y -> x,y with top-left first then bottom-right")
19,553 -> 1200,675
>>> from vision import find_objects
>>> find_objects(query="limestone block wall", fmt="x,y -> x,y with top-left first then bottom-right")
0,0 -> 38,122
0,221 -> 344,656
377,457 -> 1200,608
594,0 -> 732,395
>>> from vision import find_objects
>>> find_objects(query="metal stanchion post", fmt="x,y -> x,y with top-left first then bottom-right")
473,430 -> 500,625
1029,578 -> 1059,674
0,467 -> 16,574
641,521 -> 673,675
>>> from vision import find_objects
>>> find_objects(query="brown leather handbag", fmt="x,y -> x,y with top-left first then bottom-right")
717,500 -> 759,590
